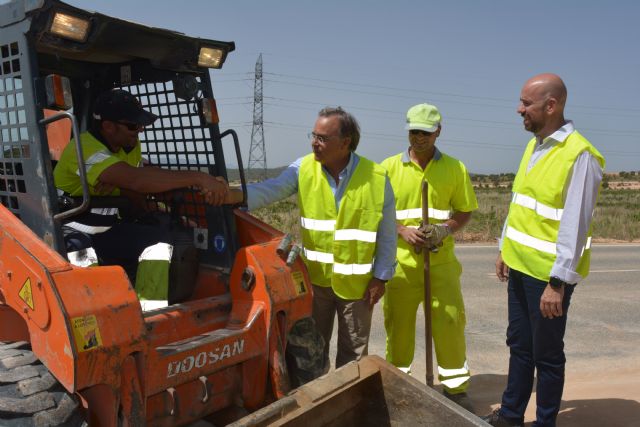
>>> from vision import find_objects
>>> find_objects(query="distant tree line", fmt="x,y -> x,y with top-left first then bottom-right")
226,168 -> 640,187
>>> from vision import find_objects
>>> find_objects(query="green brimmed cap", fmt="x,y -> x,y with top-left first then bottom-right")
405,103 -> 441,132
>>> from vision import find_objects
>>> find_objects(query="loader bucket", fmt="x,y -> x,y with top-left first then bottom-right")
229,355 -> 487,427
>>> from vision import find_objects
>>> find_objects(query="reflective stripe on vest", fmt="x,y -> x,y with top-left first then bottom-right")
333,262 -> 373,275
300,217 -> 336,231
78,150 -> 112,176
303,247 -> 334,264
334,229 -> 377,243
301,217 -> 377,242
506,226 -> 593,257
300,217 -> 377,243
395,207 -> 451,221
512,192 -> 563,221
506,226 -> 556,255
302,241 -> 374,275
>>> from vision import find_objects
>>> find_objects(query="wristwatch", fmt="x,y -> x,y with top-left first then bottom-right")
549,276 -> 568,290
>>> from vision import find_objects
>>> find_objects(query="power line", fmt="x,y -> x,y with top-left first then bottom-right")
259,74 -> 640,119
264,71 -> 640,114
262,99 -> 640,137
261,120 -> 640,156
265,72 -> 513,103
264,78 -> 513,110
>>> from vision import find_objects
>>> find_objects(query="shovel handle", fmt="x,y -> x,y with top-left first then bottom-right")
422,180 -> 434,387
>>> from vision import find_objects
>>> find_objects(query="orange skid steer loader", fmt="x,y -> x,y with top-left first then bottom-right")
0,1 -> 323,425
0,1 -> 488,426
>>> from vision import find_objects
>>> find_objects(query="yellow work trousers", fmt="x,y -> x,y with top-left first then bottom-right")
135,242 -> 172,301
383,259 -> 470,393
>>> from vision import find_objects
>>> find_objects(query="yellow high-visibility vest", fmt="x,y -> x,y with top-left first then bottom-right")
54,131 -> 141,197
298,154 -> 386,299
502,131 -> 605,282
381,151 -> 477,283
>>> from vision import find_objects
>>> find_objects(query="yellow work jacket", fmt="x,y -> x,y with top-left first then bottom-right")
381,150 -> 477,284
502,131 -> 605,282
298,153 -> 386,299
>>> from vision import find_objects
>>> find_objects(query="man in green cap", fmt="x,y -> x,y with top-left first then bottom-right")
381,103 -> 477,407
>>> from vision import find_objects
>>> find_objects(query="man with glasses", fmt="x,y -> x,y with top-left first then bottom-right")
54,89 -> 228,303
226,107 -> 396,370
381,103 -> 477,409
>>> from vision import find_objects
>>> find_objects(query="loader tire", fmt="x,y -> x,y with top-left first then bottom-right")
0,341 -> 86,427
285,318 -> 325,388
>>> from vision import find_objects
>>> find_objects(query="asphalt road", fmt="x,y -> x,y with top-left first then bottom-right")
329,243 -> 640,426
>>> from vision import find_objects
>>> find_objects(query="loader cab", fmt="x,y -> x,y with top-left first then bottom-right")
0,0 -> 239,271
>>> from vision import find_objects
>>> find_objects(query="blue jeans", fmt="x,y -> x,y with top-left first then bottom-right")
500,269 -> 575,427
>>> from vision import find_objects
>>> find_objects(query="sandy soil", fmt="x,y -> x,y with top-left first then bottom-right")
607,181 -> 640,190
466,367 -> 640,426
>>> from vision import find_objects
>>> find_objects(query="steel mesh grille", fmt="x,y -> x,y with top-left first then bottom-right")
122,80 -> 214,226
0,41 -> 29,219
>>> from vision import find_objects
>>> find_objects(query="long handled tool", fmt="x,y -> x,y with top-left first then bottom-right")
422,179 -> 434,387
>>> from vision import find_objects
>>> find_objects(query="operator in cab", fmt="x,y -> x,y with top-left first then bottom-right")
54,89 -> 228,303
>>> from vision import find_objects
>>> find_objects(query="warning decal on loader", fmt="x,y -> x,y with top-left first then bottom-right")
71,315 -> 103,352
291,271 -> 307,296
18,278 -> 34,310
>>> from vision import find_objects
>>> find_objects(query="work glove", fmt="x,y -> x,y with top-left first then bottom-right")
418,223 -> 451,251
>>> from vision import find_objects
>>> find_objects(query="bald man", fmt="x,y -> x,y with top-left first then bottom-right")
482,74 -> 605,427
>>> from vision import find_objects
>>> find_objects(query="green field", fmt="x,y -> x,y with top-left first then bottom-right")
251,187 -> 640,243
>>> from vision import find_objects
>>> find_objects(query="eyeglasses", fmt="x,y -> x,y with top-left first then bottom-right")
308,132 -> 339,144
409,129 -> 434,137
116,121 -> 142,131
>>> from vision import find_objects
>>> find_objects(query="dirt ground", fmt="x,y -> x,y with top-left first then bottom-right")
607,181 -> 640,190
465,366 -> 640,426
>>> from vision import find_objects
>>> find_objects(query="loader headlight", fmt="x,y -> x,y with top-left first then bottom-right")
49,12 -> 90,42
198,47 -> 225,69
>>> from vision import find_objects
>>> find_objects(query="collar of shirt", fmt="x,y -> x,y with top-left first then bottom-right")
321,151 -> 359,189
401,146 -> 442,163
321,152 -> 360,211
88,128 -> 136,154
535,120 -> 575,150
527,120 -> 575,171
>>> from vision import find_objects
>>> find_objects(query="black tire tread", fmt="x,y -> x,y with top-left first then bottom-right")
0,341 -> 85,427
285,318 -> 325,388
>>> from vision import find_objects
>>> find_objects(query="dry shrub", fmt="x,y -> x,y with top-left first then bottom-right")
252,188 -> 640,244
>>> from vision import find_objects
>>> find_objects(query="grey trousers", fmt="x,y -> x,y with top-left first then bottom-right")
312,284 -> 374,370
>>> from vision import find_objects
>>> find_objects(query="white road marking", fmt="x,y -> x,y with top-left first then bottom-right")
457,244 -> 640,248
486,269 -> 639,277
590,269 -> 640,273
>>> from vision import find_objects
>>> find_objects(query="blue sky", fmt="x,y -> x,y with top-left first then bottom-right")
65,0 -> 639,173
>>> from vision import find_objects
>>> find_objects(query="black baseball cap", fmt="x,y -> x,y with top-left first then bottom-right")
93,89 -> 158,126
